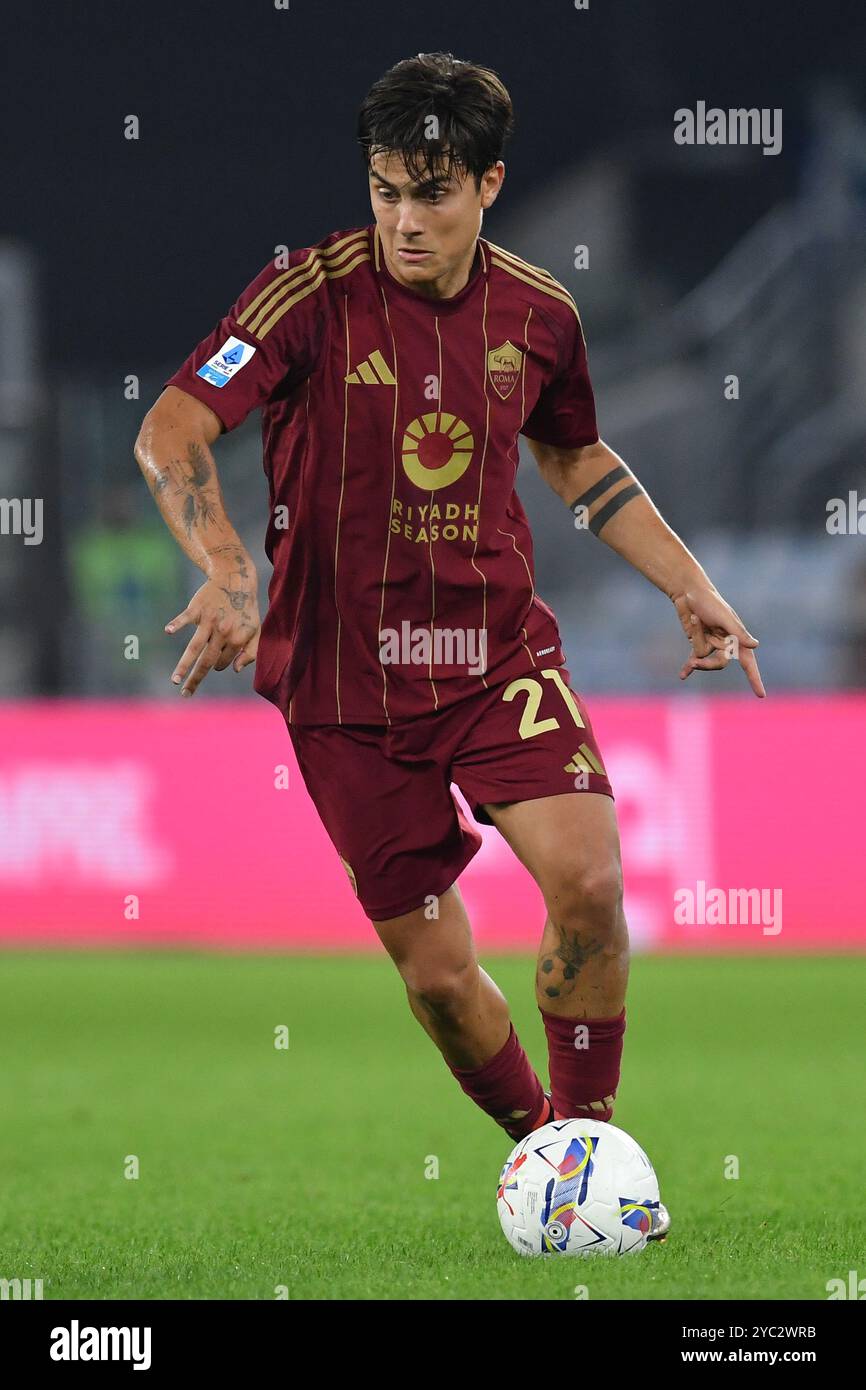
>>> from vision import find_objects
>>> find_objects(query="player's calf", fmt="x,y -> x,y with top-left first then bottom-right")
534,869 -> 630,1124
404,957 -> 500,1064
535,862 -> 628,1015
405,971 -> 551,1142
374,889 -> 549,1140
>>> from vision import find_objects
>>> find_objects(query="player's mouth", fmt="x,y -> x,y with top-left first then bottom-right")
396,247 -> 433,263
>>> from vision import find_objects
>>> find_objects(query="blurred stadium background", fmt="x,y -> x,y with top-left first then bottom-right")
2,2 -> 863,951
2,0 -> 865,1304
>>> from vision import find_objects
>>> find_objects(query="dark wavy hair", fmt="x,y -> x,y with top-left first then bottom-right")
357,52 -> 515,189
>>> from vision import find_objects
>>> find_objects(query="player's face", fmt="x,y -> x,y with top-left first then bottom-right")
368,150 -> 504,298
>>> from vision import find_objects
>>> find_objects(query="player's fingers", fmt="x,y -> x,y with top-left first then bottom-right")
721,613 -> 759,649
171,623 -> 212,686
705,631 -> 748,656
681,610 -> 713,657
233,630 -> 260,672
674,597 -> 712,657
165,607 -> 196,634
214,627 -> 253,670
721,603 -> 759,646
213,644 -> 239,672
180,630 -> 224,697
683,589 -> 760,648
212,614 -> 259,671
678,652 -> 730,679
673,595 -> 696,640
688,613 -> 713,657
738,645 -> 767,698
210,616 -> 240,671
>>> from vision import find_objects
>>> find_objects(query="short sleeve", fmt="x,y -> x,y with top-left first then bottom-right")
165,250 -> 325,432
522,312 -> 599,449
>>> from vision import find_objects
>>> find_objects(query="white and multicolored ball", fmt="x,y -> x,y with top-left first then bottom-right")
497,1117 -> 661,1257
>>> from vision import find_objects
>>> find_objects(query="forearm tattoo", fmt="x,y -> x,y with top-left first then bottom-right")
569,462 -> 644,536
174,440 -> 222,538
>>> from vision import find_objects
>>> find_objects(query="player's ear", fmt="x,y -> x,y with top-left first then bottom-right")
481,162 -> 505,209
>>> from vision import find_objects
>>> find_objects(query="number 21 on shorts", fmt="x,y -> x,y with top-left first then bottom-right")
501,668 -> 585,740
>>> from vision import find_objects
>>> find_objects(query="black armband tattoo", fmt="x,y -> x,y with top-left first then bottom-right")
569,463 -> 644,535
588,482 -> 643,535
568,464 -> 628,515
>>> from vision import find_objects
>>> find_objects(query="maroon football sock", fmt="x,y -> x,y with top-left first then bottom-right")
448,1023 -> 548,1141
540,1007 -> 626,1122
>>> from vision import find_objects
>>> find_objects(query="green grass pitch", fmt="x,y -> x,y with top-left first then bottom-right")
0,951 -> 862,1300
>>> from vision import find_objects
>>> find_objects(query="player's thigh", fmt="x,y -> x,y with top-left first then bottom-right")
451,666 -> 622,907
287,722 -> 480,923
484,792 -> 624,917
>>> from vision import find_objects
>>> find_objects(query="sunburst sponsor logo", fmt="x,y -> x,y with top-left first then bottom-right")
401,411 -> 474,491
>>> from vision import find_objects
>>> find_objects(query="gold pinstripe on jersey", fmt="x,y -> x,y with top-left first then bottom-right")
484,239 -> 556,283
236,230 -> 370,339
487,240 -> 582,325
497,301 -> 538,670
375,280 -> 400,724
467,275 -> 494,691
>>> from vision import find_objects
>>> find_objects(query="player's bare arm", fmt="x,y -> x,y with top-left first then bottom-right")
524,434 -> 766,698
134,383 -> 261,696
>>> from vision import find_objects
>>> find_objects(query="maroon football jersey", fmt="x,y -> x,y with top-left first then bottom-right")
166,224 -> 599,723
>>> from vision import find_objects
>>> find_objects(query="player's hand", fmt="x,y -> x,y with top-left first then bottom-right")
165,570 -> 260,697
671,584 -> 765,698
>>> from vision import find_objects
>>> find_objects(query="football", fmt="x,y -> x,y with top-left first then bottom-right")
497,1117 -> 661,1256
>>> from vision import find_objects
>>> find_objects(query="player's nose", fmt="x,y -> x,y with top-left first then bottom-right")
395,201 -> 425,236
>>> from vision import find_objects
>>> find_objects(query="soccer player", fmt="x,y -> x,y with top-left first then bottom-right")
135,52 -> 764,1240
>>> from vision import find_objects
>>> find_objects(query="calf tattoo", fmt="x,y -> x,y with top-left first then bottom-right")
537,924 -> 604,999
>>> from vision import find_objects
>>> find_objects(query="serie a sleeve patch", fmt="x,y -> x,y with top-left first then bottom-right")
196,336 -> 257,388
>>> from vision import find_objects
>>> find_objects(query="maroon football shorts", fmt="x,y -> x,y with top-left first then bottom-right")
286,664 -> 613,922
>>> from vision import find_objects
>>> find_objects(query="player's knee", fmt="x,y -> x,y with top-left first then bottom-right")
546,861 -> 623,934
405,960 -> 477,1019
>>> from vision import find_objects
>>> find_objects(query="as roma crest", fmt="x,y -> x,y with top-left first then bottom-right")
487,340 -> 523,400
